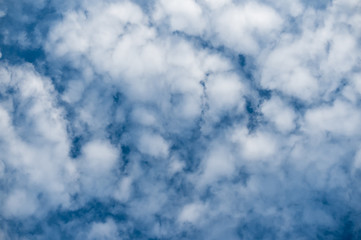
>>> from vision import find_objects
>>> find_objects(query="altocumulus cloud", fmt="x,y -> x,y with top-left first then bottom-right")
0,0 -> 361,239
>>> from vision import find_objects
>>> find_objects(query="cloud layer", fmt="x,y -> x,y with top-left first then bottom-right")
1,0 -> 361,239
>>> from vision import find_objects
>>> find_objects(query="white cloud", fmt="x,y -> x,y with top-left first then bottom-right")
260,38 -> 320,101
3,189 -> 38,218
198,145 -> 236,186
232,128 -> 277,161
0,10 -> 6,18
352,148 -> 361,175
81,140 -> 119,173
0,160 -> 4,178
78,139 -> 120,198
131,107 -> 158,127
265,0 -> 304,17
154,0 -> 206,35
210,2 -> 283,54
259,1 -> 360,102
202,0 -> 232,10
2,0 -> 361,238
168,155 -> 185,175
303,100 -> 361,136
350,73 -> 361,96
207,73 -> 244,113
87,219 -> 118,240
261,96 -> 296,133
138,132 -> 169,158
178,202 -> 207,224
0,63 -> 77,216
113,177 -> 132,202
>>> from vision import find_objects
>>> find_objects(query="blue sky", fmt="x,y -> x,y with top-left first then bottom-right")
0,0 -> 361,239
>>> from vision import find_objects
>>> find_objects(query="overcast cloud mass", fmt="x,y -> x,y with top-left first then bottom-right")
0,0 -> 361,239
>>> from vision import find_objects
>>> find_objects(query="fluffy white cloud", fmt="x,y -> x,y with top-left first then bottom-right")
178,202 -> 207,224
138,132 -> 169,158
207,73 -> 244,113
81,140 -> 119,173
0,64 -> 77,217
113,176 -> 132,202
154,0 -> 206,35
87,219 -> 118,240
259,1 -> 360,102
77,139 -> 121,199
198,145 -> 236,186
210,2 -> 283,53
261,96 -> 296,133
232,128 -> 277,161
303,100 -> 361,136
2,189 -> 38,218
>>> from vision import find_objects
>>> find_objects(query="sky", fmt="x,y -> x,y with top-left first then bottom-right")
0,0 -> 361,239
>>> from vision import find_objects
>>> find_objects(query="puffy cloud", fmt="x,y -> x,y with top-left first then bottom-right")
113,176 -> 132,202
261,95 -> 297,133
209,2 -> 283,54
232,127 -> 277,161
198,145 -> 236,186
303,100 -> 361,136
86,219 -> 119,240
207,73 -> 244,113
3,189 -> 38,218
77,139 -> 120,199
178,202 -> 207,224
154,0 -> 206,35
138,132 -> 169,158
0,64 -> 76,216
1,0 -> 361,239
259,0 -> 360,102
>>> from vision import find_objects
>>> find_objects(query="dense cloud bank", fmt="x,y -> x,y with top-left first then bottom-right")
1,0 -> 361,239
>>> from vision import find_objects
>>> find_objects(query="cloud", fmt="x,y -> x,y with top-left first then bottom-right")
138,132 -> 169,158
178,202 -> 207,224
0,63 -> 77,221
304,100 -> 361,136
209,2 -> 283,54
3,189 -> 38,218
1,0 -> 361,239
86,219 -> 119,240
261,95 -> 297,133
154,0 -> 206,35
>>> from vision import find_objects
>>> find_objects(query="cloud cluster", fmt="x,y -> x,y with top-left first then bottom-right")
1,0 -> 361,239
